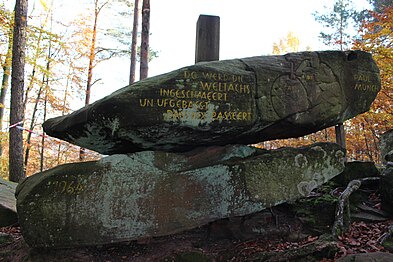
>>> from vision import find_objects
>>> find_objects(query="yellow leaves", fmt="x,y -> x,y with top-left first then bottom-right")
272,32 -> 300,55
39,0 -> 49,11
349,6 -> 393,162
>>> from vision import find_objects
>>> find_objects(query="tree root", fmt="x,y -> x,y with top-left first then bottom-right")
332,177 -> 380,238
378,224 -> 393,245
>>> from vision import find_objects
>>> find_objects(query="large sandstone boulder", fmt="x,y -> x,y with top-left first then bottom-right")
337,252 -> 393,262
332,161 -> 380,186
0,178 -> 18,226
380,165 -> 393,214
380,129 -> 393,163
43,51 -> 380,155
16,143 -> 344,248
380,129 -> 393,213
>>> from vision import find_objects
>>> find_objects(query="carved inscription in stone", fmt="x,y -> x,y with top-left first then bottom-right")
353,73 -> 379,92
47,179 -> 87,195
137,70 -> 254,126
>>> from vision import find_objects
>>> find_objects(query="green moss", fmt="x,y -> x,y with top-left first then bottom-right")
292,193 -> 338,233
382,239 -> 393,251
0,233 -> 12,245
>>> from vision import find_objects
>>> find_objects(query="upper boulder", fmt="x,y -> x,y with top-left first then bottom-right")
43,50 -> 380,155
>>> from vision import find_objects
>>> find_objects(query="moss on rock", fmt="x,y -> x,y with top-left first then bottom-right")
16,143 -> 344,248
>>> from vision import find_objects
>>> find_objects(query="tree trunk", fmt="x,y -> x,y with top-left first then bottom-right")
0,35 -> 13,157
139,0 -> 150,80
40,89 -> 47,173
23,6 -> 52,173
9,0 -> 28,182
80,0 -> 100,161
129,0 -> 140,85
22,23 -> 45,114
24,74 -> 44,170
85,9 -> 98,108
57,67 -> 71,165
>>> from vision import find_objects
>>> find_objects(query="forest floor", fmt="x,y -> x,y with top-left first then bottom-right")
1,217 -> 392,261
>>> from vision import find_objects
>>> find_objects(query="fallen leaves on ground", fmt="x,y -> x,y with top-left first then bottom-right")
2,220 -> 392,261
236,234 -> 320,256
335,219 -> 393,259
230,218 -> 392,261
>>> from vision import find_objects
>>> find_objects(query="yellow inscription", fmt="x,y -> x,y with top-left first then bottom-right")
354,83 -> 379,92
202,71 -> 230,81
184,70 -> 244,83
165,109 -> 252,122
184,70 -> 198,79
199,82 -> 250,94
303,74 -> 314,81
212,111 -> 252,121
353,74 -> 378,92
139,70 -> 253,122
140,98 -> 154,107
48,180 -> 86,195
355,74 -> 371,82
140,98 -> 211,109
165,109 -> 207,121
159,89 -> 228,101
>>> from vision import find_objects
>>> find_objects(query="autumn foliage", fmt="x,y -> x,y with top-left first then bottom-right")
351,6 -> 393,161
265,6 -> 393,163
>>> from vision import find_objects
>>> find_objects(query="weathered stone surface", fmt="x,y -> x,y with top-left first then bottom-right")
380,165 -> 393,214
332,161 -> 380,186
336,252 -> 393,262
16,143 -> 344,248
381,129 -> 393,163
0,178 -> 18,226
43,51 -> 380,155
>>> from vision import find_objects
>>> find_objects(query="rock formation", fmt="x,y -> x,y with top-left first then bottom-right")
16,143 -> 344,248
380,129 -> 393,213
0,178 -> 18,226
380,129 -> 393,163
16,50 -> 380,248
43,51 -> 380,155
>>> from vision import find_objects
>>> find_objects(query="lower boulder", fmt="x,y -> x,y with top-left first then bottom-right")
381,129 -> 393,163
332,161 -> 380,186
380,165 -> 393,214
16,143 -> 344,248
337,252 -> 393,262
0,178 -> 18,226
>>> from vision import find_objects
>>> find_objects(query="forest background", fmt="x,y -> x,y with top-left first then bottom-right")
0,0 -> 392,180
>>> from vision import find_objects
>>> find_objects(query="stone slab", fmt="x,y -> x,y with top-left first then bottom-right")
43,51 -> 380,154
337,252 -> 393,262
16,143 -> 345,248
0,178 -> 18,226
380,165 -> 393,214
380,129 -> 393,163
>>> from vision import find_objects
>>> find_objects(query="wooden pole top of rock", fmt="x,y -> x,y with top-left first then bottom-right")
16,15 -> 381,248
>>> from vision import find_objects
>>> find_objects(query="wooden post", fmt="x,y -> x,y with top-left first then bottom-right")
335,123 -> 347,160
195,15 -> 220,63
